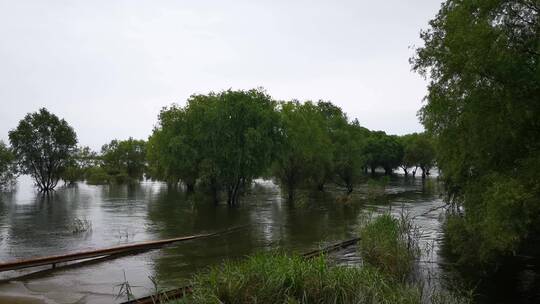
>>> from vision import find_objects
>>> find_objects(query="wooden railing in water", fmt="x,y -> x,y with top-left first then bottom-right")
121,237 -> 361,304
0,226 -> 245,273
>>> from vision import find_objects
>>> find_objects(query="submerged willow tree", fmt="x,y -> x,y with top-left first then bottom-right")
149,89 -> 282,204
364,131 -> 403,175
399,133 -> 436,178
8,108 -> 77,192
147,105 -> 200,191
272,101 -> 332,200
199,89 -> 282,204
413,0 -> 539,269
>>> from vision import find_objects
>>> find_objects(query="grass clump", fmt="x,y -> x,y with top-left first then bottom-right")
358,213 -> 420,280
69,217 -> 92,234
183,252 -> 421,304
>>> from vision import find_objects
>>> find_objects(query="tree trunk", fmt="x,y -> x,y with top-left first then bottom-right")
402,167 -> 409,176
286,177 -> 296,201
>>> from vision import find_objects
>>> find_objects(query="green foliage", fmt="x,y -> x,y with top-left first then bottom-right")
365,132 -> 403,175
147,105 -> 199,189
399,133 -> 436,178
413,0 -> 540,269
186,252 -> 422,304
151,89 -> 282,204
61,146 -> 99,184
85,166 -> 111,185
8,108 -> 77,192
200,89 -> 282,204
272,101 -> 332,199
0,141 -> 17,190
358,213 -> 420,280
101,138 -> 147,182
145,88 -> 438,201
332,119 -> 370,193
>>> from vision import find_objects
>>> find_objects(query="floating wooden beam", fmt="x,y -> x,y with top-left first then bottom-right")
0,227 -> 245,273
121,237 -> 361,304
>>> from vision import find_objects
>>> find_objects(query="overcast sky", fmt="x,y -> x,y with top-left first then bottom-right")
0,0 -> 441,150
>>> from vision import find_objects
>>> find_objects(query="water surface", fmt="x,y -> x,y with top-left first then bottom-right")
0,175 -> 451,303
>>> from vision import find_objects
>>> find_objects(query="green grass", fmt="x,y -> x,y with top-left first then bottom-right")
358,213 -> 420,280
150,212 -> 470,304
182,252 -> 422,304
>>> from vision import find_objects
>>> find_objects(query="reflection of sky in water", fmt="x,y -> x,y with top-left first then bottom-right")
0,175 -> 445,303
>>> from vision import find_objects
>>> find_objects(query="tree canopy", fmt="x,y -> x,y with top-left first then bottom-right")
413,0 -> 539,268
101,138 -> 147,182
272,101 -> 332,199
148,89 -> 282,204
399,133 -> 436,178
8,108 -> 77,192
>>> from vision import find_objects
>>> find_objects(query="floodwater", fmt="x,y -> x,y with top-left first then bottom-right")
0,175 -> 537,303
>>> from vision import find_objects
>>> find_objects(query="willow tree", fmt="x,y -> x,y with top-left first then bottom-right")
273,101 -> 332,200
162,89 -> 281,204
9,108 -> 77,192
364,131 -> 403,175
332,119 -> 370,193
399,133 -> 436,178
199,89 -> 281,205
413,0 -> 539,268
147,105 -> 199,191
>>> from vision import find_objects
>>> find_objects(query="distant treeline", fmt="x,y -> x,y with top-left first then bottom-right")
0,92 -> 435,202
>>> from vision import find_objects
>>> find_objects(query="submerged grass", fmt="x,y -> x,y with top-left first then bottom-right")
69,217 -> 92,234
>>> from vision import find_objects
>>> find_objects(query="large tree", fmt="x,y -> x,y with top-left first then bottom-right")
9,108 -> 77,192
196,89 -> 282,205
413,0 -> 539,268
152,89 -> 281,204
147,105 -> 200,191
273,101 -> 332,200
332,119 -> 370,193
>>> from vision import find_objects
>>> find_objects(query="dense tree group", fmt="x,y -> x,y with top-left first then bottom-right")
413,0 -> 539,271
2,92 -> 436,197
147,89 -> 436,204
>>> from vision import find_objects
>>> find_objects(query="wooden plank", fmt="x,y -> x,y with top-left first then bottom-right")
0,227 -> 244,272
121,237 -> 361,304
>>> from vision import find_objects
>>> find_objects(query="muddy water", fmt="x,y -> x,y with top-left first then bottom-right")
0,175 -> 448,303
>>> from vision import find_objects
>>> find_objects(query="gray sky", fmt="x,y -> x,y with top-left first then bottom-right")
0,0 -> 441,150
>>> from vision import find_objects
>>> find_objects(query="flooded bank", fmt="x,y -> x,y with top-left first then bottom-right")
0,175 -> 473,303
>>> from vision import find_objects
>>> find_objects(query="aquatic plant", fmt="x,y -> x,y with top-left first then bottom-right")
69,217 -> 92,234
185,252 -> 421,304
114,271 -> 139,301
358,212 -> 420,280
